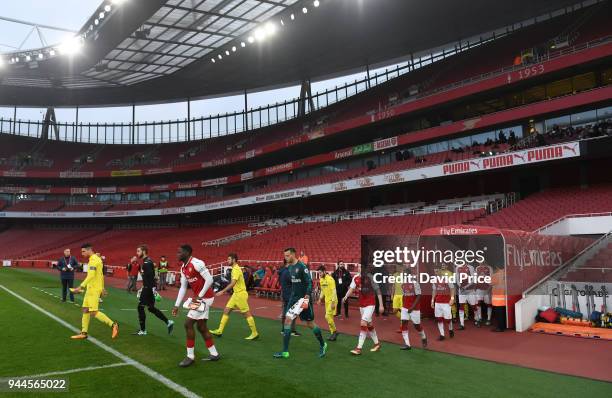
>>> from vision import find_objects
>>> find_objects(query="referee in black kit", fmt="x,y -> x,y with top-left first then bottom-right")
133,244 -> 174,336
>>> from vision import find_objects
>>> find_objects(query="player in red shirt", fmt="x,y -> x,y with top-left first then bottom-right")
431,264 -> 456,341
172,244 -> 220,367
455,263 -> 476,330
474,263 -> 493,326
342,272 -> 384,355
399,266 -> 427,349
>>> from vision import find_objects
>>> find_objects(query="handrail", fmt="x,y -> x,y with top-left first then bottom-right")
522,230 -> 612,296
1,32 -> 608,144
534,211 -> 612,233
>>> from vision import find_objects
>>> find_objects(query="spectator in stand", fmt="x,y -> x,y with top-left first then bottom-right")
127,256 -> 140,293
57,248 -> 78,302
299,251 -> 309,266
332,261 -> 352,318
508,130 -> 517,146
253,266 -> 266,287
158,255 -> 169,290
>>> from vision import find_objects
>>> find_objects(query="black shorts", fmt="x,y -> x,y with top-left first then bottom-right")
139,287 -> 155,306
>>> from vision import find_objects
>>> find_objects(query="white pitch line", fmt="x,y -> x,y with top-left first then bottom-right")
1,284 -> 201,398
0,363 -> 129,381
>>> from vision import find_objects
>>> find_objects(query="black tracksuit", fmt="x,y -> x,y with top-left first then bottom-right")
138,256 -> 168,331
332,267 -> 352,317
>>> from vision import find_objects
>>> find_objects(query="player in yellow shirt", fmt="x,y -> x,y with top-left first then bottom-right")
210,253 -> 258,340
392,265 -> 404,321
317,265 -> 338,341
69,243 -> 118,340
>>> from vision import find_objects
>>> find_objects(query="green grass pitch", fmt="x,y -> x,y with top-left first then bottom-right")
0,267 -> 610,398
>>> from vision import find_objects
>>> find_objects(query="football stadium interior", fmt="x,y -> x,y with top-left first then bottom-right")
0,0 -> 611,396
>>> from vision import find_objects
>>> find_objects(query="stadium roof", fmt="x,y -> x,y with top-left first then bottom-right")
0,0 -> 586,107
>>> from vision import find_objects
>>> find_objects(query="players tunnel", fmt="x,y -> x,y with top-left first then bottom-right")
416,226 -> 591,329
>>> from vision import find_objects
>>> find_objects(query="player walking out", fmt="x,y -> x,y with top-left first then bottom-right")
133,244 -> 174,336
399,267 -> 427,350
317,265 -> 338,341
343,272 -> 384,355
210,253 -> 259,340
475,263 -> 493,326
172,244 -> 220,367
431,264 -> 455,341
70,243 -> 118,340
455,262 -> 476,330
273,248 -> 327,359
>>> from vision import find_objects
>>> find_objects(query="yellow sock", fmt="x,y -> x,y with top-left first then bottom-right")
95,312 -> 114,328
219,314 -> 229,333
246,316 -> 257,334
327,317 -> 336,334
81,313 -> 91,333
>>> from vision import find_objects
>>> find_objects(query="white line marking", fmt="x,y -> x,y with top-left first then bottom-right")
0,363 -> 129,381
1,284 -> 201,398
255,306 -> 269,310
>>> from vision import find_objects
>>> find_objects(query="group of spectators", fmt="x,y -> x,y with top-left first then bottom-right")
514,119 -> 612,150
126,255 -> 170,293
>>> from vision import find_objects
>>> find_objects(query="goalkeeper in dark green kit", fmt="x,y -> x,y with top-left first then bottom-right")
273,247 -> 327,359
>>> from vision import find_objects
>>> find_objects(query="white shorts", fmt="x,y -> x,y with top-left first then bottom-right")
476,289 -> 491,305
186,298 -> 214,320
400,308 -> 421,324
434,302 -> 452,319
360,305 -> 375,323
285,298 -> 306,321
458,292 -> 477,306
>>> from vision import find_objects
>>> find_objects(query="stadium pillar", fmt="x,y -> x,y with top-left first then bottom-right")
12,106 -> 16,134
187,98 -> 191,141
131,103 -> 136,145
244,90 -> 248,132
41,107 -> 59,141
75,107 -> 79,142
366,65 -> 371,89
298,79 -> 314,116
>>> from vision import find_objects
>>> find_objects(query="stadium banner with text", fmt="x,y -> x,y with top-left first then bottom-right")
110,169 -> 142,177
0,141 -> 580,219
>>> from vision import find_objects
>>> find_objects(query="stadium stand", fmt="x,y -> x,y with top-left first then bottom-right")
472,184 -> 612,231
1,6 -> 609,174
0,196 -> 502,266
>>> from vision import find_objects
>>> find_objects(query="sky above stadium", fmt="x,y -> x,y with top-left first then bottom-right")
0,0 -> 100,52
0,1 -> 373,130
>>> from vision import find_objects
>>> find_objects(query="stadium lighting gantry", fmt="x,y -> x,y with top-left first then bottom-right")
210,1 -> 322,65
58,36 -> 84,56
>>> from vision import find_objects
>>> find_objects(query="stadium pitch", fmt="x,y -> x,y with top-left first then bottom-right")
1,267 -> 610,398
